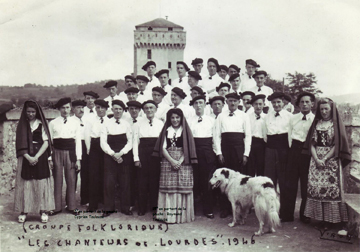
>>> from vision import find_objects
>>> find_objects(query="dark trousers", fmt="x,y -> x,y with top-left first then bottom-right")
88,138 -> 104,211
247,137 -> 266,176
264,147 -> 288,219
138,139 -> 160,213
283,140 -> 311,219
80,141 -> 90,205
103,154 -> 130,212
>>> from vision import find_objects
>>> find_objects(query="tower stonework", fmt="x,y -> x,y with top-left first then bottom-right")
134,18 -> 186,80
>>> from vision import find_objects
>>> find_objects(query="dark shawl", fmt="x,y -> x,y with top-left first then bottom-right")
302,100 -> 351,167
16,100 -> 52,158
152,109 -> 198,165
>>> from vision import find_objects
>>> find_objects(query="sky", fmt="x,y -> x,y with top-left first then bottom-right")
1,0 -> 360,96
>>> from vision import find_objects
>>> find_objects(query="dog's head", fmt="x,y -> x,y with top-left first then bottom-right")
209,168 -> 231,191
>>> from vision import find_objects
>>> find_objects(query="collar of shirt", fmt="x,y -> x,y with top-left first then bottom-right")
30,118 -> 41,132
166,125 -> 183,138
301,112 -> 314,121
272,109 -> 287,117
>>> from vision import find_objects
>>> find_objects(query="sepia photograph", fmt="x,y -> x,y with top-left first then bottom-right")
0,0 -> 359,251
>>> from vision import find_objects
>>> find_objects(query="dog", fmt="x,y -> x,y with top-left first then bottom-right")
209,168 -> 280,235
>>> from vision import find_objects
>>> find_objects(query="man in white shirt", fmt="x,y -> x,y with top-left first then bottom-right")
229,73 -> 241,95
136,75 -> 152,103
241,91 -> 255,114
247,94 -> 267,177
183,71 -> 203,105
250,70 -> 273,113
241,59 -> 259,92
216,82 -> 231,98
48,97 -> 82,216
133,100 -> 164,216
202,58 -> 223,98
284,92 -> 315,223
218,65 -> 229,80
171,87 -> 191,120
142,61 -> 160,90
154,69 -> 172,106
119,75 -> 138,102
152,87 -> 170,122
172,61 -> 190,89
83,91 -> 99,120
84,99 -> 109,211
228,64 -> 241,78
100,100 -> 133,217
103,80 -> 121,117
188,95 -> 216,219
264,92 -> 292,222
209,96 -> 225,119
191,58 -> 204,78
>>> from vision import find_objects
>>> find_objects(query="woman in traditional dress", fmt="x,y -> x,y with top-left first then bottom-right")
153,108 -> 197,223
302,98 -> 351,230
14,100 -> 55,223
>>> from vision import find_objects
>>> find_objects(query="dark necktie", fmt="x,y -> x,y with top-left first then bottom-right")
179,78 -> 182,83
209,76 -> 212,80
215,115 -> 218,119
275,112 -> 280,117
149,120 -> 152,126
80,118 -> 84,127
258,87 -> 261,91
198,117 -> 202,123
256,114 -> 260,120
302,115 -> 306,120
150,77 -> 152,82
249,75 -> 252,79
64,118 -> 67,124
116,119 -> 120,124
229,112 -> 234,117
90,109 -> 94,113
140,91 -> 144,95
133,118 -> 137,123
100,117 -> 104,124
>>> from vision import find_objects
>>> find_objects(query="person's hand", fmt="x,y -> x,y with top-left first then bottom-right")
48,160 -> 54,170
134,161 -> 141,168
315,158 -> 325,168
27,156 -> 37,166
218,154 -> 225,165
170,160 -> 180,170
113,153 -> 122,162
75,160 -> 81,172
242,156 -> 248,165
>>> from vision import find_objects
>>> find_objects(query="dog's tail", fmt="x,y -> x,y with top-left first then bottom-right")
262,182 -> 280,228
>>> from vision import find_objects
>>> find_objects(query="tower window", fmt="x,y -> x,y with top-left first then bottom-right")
168,62 -> 172,69
148,27 -> 153,30
168,27 -> 173,31
147,49 -> 152,59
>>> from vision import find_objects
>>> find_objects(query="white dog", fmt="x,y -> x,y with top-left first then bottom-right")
209,168 -> 280,235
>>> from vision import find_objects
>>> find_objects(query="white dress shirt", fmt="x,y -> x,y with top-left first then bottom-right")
173,103 -> 192,121
240,73 -> 257,92
264,109 -> 292,146
188,114 -> 215,138
155,102 -> 171,122
172,76 -> 188,90
84,115 -> 109,153
250,85 -> 273,108
72,116 -> 87,140
146,75 -> 161,90
289,112 -> 315,144
137,89 -> 152,103
100,117 -> 133,156
159,84 -> 173,106
30,119 -> 48,141
132,117 -> 164,162
104,94 -> 121,115
202,73 -> 223,97
48,116 -> 82,160
248,111 -> 267,139
214,109 -> 252,156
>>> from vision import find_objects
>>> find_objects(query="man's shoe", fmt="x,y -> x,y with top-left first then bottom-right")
48,210 -> 62,216
66,209 -> 80,216
300,216 -> 311,224
205,213 -> 215,219
121,210 -> 133,216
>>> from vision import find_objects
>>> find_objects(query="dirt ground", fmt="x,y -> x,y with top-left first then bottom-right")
1,189 -> 359,252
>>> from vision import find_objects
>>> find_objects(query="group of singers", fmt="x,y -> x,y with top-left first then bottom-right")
14,57 -> 350,230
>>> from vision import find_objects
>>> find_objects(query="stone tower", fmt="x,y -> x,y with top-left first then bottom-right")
134,18 -> 186,80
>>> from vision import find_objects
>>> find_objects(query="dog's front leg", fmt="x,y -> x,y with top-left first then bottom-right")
228,202 -> 237,227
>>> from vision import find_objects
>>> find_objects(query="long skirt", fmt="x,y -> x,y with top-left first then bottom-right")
157,147 -> 194,224
14,157 -> 55,214
304,146 -> 348,223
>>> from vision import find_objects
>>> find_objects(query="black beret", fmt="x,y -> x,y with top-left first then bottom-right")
112,100 -> 126,110
228,64 -> 241,72
155,69 -> 169,78
125,75 -> 136,83
126,101 -> 142,108
241,91 -> 255,98
245,59 -> 260,67
176,61 -> 190,71
219,65 -> 229,72
142,61 -> 156,71
94,99 -> 109,108
284,94 -> 292,102
152,87 -> 167,96
83,91 -> 100,99
71,100 -> 86,107
209,96 -> 225,105
190,86 -> 205,95
142,100 -> 158,108
216,82 -> 231,92
136,75 -> 150,83
189,95 -> 206,106
124,87 -> 139,94
225,93 -> 241,100
267,92 -> 285,101
228,73 -> 240,82
295,92 -> 315,106
55,97 -> 71,109
207,58 -> 220,69
171,87 -> 187,99
250,94 -> 266,104
191,58 -> 203,65
103,80 -> 117,88
188,71 -> 202,80
252,70 -> 268,78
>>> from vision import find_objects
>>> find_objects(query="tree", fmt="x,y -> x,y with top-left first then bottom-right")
286,72 -> 322,97
265,74 -> 287,93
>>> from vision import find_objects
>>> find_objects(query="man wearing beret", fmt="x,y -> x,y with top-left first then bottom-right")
229,73 -> 241,95
209,96 -> 225,119
241,91 -> 255,114
103,80 -> 120,117
155,69 -> 173,106
142,61 -> 161,90
283,92 -> 315,223
214,93 -> 252,218
228,64 -> 241,77
192,58 -> 204,78
241,59 -> 259,92
247,94 -> 267,177
189,86 -> 211,116
133,100 -> 164,216
218,65 -> 229,81
84,99 -> 110,211
83,91 -> 99,119
100,100 -> 133,217
216,82 -> 231,98
152,87 -> 170,122
119,75 -> 138,102
71,100 -> 90,206
250,70 -> 273,113
48,98 -> 82,216
171,87 -> 191,120
283,94 -> 294,113
202,58 -> 223,98
172,61 -> 190,89
263,92 -> 292,222
188,95 -> 216,219
182,70 -> 203,106
136,75 -> 152,103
